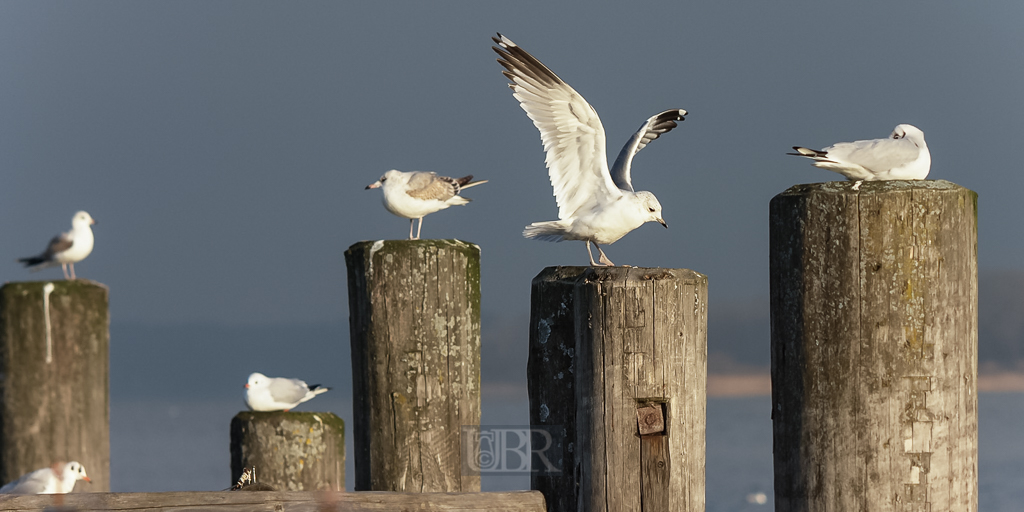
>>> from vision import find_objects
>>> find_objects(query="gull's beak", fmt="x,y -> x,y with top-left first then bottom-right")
659,218 -> 668,228
366,181 -> 381,190
83,477 -> 92,483
244,383 -> 250,389
91,218 -> 97,225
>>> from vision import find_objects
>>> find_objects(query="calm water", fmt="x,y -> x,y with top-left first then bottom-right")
110,392 -> 1024,511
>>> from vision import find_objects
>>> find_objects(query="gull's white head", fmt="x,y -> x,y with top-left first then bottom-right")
71,211 -> 96,228
245,372 -> 267,390
635,191 -> 667,228
61,461 -> 91,485
891,124 -> 927,147
365,170 -> 404,190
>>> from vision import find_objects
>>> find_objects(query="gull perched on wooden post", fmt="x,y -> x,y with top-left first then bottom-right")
788,124 -> 931,190
18,211 -> 97,280
492,33 -> 686,266
366,170 -> 487,240
244,372 -> 330,412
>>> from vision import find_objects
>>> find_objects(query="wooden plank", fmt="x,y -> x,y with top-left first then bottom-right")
769,180 -> 978,511
345,240 -> 481,492
0,490 -> 546,511
0,280 -> 110,491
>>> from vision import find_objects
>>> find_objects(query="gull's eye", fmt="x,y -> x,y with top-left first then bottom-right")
380,177 -> 387,182
648,207 -> 656,212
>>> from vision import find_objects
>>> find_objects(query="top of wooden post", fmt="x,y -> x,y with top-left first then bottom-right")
532,266 -> 707,286
774,179 -> 975,199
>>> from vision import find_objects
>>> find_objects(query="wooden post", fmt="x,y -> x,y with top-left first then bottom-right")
229,411 -> 345,491
528,267 -> 587,512
0,281 -> 110,492
529,267 -> 708,512
345,239 -> 481,492
770,180 -> 978,511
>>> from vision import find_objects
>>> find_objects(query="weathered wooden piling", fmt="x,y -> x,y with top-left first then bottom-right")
230,411 -> 345,491
345,239 -> 481,492
770,180 -> 978,511
530,267 -> 708,512
0,281 -> 109,492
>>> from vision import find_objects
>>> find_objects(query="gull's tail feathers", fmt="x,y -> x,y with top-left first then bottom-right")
523,220 -> 571,242
787,147 -> 828,158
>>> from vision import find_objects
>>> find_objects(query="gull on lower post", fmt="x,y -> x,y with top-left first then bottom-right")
366,170 -> 487,240
788,124 -> 931,190
492,34 -> 686,266
244,372 -> 331,412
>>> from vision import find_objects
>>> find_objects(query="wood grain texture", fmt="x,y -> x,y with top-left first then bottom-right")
230,412 -> 345,491
770,180 -> 978,511
345,240 -> 481,492
0,490 -> 546,511
0,280 -> 110,492
531,267 -> 706,512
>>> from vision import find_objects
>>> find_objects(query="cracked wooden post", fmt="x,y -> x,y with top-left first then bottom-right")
230,411 -> 345,491
529,267 -> 707,512
345,239 -> 481,492
770,180 -> 978,511
0,280 -> 110,492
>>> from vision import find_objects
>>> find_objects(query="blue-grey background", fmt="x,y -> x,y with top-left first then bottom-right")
2,2 -> 1023,508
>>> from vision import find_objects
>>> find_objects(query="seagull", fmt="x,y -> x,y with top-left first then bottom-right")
492,34 -> 686,266
788,124 -> 931,190
366,170 -> 488,240
18,211 -> 97,280
0,461 -> 91,494
244,372 -> 330,412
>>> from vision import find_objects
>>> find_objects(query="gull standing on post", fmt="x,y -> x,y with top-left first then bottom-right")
18,211 -> 97,280
492,34 -> 686,266
788,124 -> 931,190
0,461 -> 91,494
244,372 -> 330,412
366,170 -> 487,240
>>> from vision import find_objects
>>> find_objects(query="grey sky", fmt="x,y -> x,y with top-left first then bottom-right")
2,1 -> 1022,328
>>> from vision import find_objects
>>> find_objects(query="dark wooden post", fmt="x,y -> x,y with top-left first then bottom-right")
345,239 -> 481,492
0,281 -> 110,492
770,180 -> 978,511
528,267 -> 587,512
530,267 -> 708,512
230,411 -> 345,491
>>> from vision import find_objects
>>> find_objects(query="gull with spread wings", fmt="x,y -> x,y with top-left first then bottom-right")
492,33 -> 687,266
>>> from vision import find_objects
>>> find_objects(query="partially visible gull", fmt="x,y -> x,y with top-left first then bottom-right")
244,372 -> 330,412
492,33 -> 686,266
366,170 -> 487,240
0,461 -> 91,494
788,124 -> 931,190
18,211 -> 97,280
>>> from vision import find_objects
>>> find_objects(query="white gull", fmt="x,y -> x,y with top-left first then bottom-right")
366,170 -> 487,240
0,461 -> 91,494
244,372 -> 330,412
492,34 -> 686,266
788,124 -> 931,189
18,211 -> 96,280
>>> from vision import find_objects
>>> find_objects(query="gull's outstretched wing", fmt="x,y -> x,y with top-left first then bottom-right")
493,33 -> 621,220
610,109 -> 687,192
